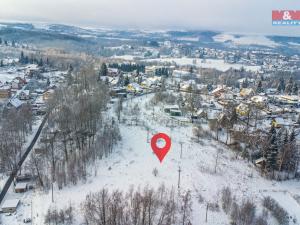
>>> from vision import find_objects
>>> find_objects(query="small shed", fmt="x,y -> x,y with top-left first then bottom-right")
15,182 -> 27,193
164,105 -> 179,113
255,157 -> 266,168
170,109 -> 182,117
1,199 -> 20,213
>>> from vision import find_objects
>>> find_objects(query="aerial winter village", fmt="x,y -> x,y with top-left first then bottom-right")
0,1 -> 300,225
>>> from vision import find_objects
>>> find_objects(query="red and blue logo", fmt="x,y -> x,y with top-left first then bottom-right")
272,10 -> 300,25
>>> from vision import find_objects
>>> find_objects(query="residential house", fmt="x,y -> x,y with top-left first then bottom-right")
164,105 -> 180,113
236,103 -> 250,116
17,90 -> 30,100
1,199 -> 20,213
251,95 -> 267,107
14,183 -> 27,193
0,85 -> 11,99
7,98 -> 24,109
127,83 -> 142,93
211,87 -> 226,98
108,68 -> 120,77
11,77 -> 26,90
240,88 -> 254,98
43,89 -> 55,101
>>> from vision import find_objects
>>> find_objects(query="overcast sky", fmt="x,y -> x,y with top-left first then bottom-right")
0,0 -> 299,36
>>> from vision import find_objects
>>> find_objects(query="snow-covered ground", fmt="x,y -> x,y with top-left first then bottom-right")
143,57 -> 261,72
3,94 -> 299,225
213,33 -> 280,48
0,67 -> 24,84
112,54 -> 138,60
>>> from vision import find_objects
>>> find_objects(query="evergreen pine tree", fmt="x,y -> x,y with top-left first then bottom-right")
177,83 -> 181,92
178,93 -> 185,108
292,83 -> 298,95
256,80 -> 263,93
20,51 -> 25,64
124,76 -> 130,86
99,63 -> 108,77
288,129 -> 299,174
38,58 -> 43,67
264,125 -> 278,174
277,128 -> 288,171
137,76 -> 142,84
105,77 -> 109,85
0,60 -> 3,67
285,77 -> 293,95
242,78 -> 249,88
277,77 -> 285,93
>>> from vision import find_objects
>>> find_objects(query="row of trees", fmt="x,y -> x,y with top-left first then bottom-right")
82,185 -> 192,225
0,104 -> 33,173
220,186 -> 292,225
155,67 -> 170,77
45,205 -> 74,225
108,63 -> 145,73
262,126 -> 299,177
19,51 -> 48,66
0,37 -> 10,46
29,65 -> 121,189
277,77 -> 298,95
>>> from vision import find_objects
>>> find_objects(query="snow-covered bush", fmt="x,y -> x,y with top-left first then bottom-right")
262,196 -> 289,225
221,186 -> 233,214
152,167 -> 158,177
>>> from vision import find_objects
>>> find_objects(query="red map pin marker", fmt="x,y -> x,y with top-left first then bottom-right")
151,133 -> 171,163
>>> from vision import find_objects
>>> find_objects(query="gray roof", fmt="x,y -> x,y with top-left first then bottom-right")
1,199 -> 20,209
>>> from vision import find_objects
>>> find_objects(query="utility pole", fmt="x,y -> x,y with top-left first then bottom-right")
178,166 -> 181,189
179,141 -> 183,159
51,179 -> 54,203
31,199 -> 33,225
146,127 -> 150,143
205,203 -> 209,223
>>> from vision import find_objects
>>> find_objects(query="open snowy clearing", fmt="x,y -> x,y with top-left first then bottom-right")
2,94 -> 300,225
143,57 -> 261,72
213,33 -> 280,48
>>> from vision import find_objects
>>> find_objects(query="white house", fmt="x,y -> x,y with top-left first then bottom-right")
1,199 -> 20,213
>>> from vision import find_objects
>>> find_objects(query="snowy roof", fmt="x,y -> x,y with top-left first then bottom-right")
9,98 -> 24,108
15,183 -> 27,189
211,87 -> 225,94
1,199 -> 20,209
164,105 -> 179,109
251,95 -> 267,103
240,88 -> 254,96
108,68 -> 119,73
237,78 -> 255,83
0,85 -> 11,90
130,83 -> 141,89
16,90 -> 30,96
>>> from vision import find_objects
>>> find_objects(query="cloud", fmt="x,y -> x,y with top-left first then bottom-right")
0,0 -> 299,36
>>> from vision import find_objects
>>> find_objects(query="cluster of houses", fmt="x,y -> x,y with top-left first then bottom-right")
0,64 -> 65,115
1,174 -> 33,214
0,64 -> 66,215
104,66 -> 164,96
104,60 -> 300,132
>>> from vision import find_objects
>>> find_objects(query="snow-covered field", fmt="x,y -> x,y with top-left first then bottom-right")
3,94 -> 300,225
213,33 -> 280,48
0,68 -> 24,84
112,54 -> 138,60
143,57 -> 261,72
